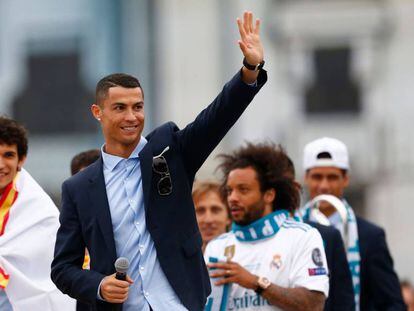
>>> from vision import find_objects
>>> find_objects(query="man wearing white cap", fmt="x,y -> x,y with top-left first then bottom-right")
301,137 -> 405,310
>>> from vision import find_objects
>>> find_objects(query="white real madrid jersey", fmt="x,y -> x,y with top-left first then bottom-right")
204,220 -> 329,310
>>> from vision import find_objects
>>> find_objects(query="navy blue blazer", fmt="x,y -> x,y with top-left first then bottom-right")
306,221 -> 355,311
357,217 -> 406,310
51,70 -> 267,311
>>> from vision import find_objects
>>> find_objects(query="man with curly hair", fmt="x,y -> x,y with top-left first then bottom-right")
204,142 -> 329,311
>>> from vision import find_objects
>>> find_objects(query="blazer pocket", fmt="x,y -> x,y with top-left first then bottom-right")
182,231 -> 202,258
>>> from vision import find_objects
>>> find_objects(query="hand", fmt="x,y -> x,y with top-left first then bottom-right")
208,261 -> 258,290
237,11 -> 264,66
100,273 -> 134,303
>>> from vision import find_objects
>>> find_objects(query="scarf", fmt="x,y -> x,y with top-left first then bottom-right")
300,196 -> 361,310
232,209 -> 296,242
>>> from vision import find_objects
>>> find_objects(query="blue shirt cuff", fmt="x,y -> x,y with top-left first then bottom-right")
97,278 -> 105,301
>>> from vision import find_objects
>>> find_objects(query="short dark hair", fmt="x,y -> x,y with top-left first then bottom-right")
71,149 -> 101,175
217,142 -> 300,214
95,73 -> 143,105
0,116 -> 28,159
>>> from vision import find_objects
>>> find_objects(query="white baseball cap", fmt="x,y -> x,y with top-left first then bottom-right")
303,137 -> 349,171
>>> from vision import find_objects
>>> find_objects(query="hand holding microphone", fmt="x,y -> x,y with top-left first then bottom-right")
100,257 -> 133,304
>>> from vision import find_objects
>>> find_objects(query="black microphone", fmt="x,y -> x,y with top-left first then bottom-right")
114,257 -> 129,281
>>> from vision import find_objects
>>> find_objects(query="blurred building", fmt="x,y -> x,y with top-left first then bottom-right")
0,0 -> 413,282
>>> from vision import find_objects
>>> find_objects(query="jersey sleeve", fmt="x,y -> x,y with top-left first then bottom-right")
289,227 -> 330,297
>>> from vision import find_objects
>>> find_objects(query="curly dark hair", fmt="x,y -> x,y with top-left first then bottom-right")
0,116 -> 28,159
217,142 -> 299,214
95,73 -> 143,105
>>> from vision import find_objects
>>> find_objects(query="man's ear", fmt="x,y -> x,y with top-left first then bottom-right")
264,188 -> 276,205
343,173 -> 350,189
17,155 -> 27,171
91,104 -> 102,121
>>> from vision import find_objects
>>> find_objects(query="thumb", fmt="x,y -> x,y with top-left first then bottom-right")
126,275 -> 134,284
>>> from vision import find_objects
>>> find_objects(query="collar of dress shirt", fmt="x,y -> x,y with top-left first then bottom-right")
101,137 -> 148,172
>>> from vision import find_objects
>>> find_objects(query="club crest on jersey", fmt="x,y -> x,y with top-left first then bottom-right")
270,254 -> 282,269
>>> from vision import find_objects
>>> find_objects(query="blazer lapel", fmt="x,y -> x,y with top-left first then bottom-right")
88,159 -> 117,263
139,143 -> 153,218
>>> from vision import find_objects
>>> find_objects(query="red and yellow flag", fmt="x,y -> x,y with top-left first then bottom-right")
0,175 -> 19,236
0,266 -> 9,289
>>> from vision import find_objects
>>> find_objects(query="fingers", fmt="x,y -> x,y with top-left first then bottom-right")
209,269 -> 233,278
248,12 -> 253,33
215,276 -> 235,286
100,274 -> 132,303
207,262 -> 230,269
239,11 -> 258,35
254,19 -> 261,35
126,275 -> 134,284
237,18 -> 247,41
243,11 -> 250,34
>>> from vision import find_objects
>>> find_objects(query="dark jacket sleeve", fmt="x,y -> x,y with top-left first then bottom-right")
175,69 -> 267,177
327,227 -> 355,311
366,228 -> 406,310
51,180 -> 104,304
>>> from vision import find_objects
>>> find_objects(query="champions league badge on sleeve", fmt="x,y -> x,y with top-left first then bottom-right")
311,248 -> 323,267
308,267 -> 327,276
308,248 -> 327,276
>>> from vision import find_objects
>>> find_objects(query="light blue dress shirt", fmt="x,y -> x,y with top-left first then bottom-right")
101,137 -> 187,311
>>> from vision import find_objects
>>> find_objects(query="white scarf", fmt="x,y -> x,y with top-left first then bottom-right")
300,195 -> 361,310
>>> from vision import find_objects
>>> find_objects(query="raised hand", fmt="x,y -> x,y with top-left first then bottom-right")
237,11 -> 264,66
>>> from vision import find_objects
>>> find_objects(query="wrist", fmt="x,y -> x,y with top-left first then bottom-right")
243,57 -> 265,71
254,276 -> 271,295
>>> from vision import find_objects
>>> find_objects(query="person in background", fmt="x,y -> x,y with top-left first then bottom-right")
192,181 -> 231,252
285,156 -> 355,310
71,149 -> 100,175
0,116 -> 75,311
301,137 -> 405,310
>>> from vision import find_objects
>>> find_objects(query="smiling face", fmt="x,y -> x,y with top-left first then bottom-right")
225,166 -> 274,226
0,144 -> 25,196
92,86 -> 144,158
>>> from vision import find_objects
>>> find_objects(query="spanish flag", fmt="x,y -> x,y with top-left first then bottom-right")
0,266 -> 9,289
0,175 -> 18,236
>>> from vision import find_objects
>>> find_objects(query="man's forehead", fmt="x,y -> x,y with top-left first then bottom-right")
307,166 -> 344,175
107,86 -> 143,99
227,167 -> 258,183
0,143 -> 18,152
